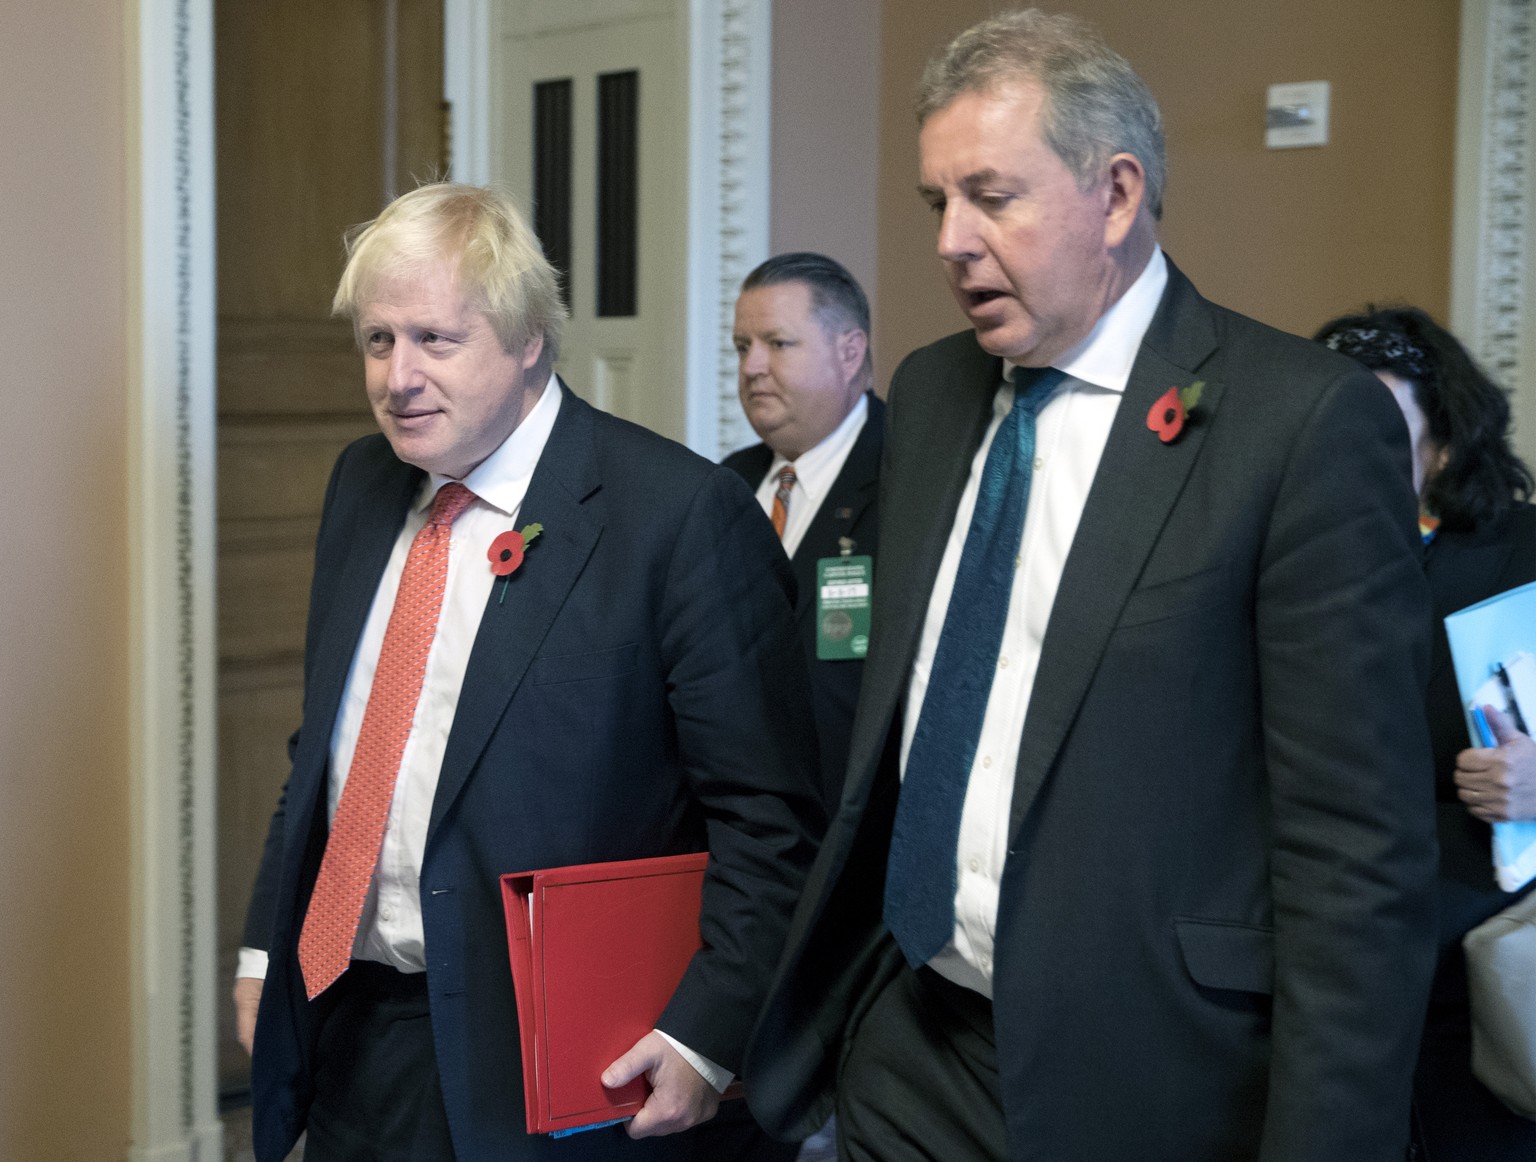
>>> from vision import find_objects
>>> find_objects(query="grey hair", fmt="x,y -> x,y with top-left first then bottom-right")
916,9 -> 1166,219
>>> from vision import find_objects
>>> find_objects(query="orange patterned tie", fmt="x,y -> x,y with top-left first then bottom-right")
298,481 -> 477,1000
770,465 -> 797,539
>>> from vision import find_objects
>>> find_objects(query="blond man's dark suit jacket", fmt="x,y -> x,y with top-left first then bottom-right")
722,393 -> 883,810
245,386 -> 825,1162
746,263 -> 1440,1161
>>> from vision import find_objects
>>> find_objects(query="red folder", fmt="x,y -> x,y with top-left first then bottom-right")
500,852 -> 714,1135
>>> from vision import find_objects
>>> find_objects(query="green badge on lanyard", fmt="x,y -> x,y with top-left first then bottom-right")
817,554 -> 873,660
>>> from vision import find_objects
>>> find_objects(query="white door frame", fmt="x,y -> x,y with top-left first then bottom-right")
447,0 -> 771,459
683,0 -> 772,458
1452,0 -> 1536,466
445,0 -> 493,185
128,1 -> 222,1159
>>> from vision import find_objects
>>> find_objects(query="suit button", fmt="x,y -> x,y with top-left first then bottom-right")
380,905 -> 394,922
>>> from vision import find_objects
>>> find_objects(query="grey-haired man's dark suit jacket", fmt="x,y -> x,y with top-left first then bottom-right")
747,263 -> 1439,1161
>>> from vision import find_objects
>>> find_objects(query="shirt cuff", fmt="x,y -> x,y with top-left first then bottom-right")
654,1030 -> 733,1093
236,947 -> 270,980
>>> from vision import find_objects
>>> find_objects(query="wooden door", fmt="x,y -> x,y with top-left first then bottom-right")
214,0 -> 444,1096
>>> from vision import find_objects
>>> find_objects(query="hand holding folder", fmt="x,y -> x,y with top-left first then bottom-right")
598,1030 -> 722,1138
500,852 -> 739,1136
1445,579 -> 1536,890
1458,705 -> 1536,826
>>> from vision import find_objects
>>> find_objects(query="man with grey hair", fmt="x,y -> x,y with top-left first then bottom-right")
747,10 -> 1436,1160
235,183 -> 821,1162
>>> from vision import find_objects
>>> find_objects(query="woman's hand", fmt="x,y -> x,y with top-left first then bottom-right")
1455,704 -> 1536,823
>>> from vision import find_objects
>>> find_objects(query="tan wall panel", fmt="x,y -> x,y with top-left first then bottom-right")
875,0 -> 1458,378
214,0 -> 443,1099
771,0 -> 883,331
216,0 -> 388,319
217,669 -> 304,955
219,540 -> 322,664
219,318 -> 367,417
397,0 -> 448,186
0,3 -> 132,1157
218,419 -> 379,523
216,0 -> 448,321
216,664 -> 304,1086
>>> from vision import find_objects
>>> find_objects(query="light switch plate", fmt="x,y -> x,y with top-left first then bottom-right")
1266,81 -> 1330,149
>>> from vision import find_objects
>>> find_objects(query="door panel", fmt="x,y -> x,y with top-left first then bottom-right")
494,0 -> 687,441
214,0 -> 442,1095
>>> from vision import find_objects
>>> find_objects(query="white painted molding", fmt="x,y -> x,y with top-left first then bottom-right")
128,1 -> 222,1159
445,0 -> 493,184
1452,0 -> 1536,467
685,0 -> 771,459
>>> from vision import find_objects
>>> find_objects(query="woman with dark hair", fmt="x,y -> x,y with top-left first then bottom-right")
1316,306 -> 1536,1160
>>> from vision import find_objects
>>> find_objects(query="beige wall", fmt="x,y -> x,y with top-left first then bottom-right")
0,3 -> 133,1158
875,0 -> 1459,380
771,0 -> 883,317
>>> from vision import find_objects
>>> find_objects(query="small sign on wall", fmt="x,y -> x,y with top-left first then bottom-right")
1266,81 -> 1330,149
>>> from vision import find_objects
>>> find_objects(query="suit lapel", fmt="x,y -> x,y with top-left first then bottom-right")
1008,265 -> 1224,840
788,531 -> 820,624
288,448 -> 421,844
427,385 -> 604,847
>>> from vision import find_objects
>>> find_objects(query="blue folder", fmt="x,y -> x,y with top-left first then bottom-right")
1444,578 -> 1536,891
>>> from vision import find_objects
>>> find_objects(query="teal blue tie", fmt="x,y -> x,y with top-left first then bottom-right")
884,366 -> 1066,968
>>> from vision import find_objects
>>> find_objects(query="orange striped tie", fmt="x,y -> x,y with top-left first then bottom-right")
770,466 -> 797,539
298,482 -> 477,1000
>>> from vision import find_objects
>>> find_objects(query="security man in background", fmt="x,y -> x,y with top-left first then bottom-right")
726,252 -> 883,812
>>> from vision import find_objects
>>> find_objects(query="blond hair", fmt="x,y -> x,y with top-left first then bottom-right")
332,183 -> 567,360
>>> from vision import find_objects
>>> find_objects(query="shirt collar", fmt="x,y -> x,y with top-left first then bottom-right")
417,370 -> 563,515
1003,246 -> 1168,394
765,392 -> 869,507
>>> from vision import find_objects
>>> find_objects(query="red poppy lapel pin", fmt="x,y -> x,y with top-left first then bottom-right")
488,523 -> 543,603
1146,381 -> 1205,444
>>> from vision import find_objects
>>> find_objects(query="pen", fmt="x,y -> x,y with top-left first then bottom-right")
1494,664 -> 1530,734
1471,704 -> 1498,748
